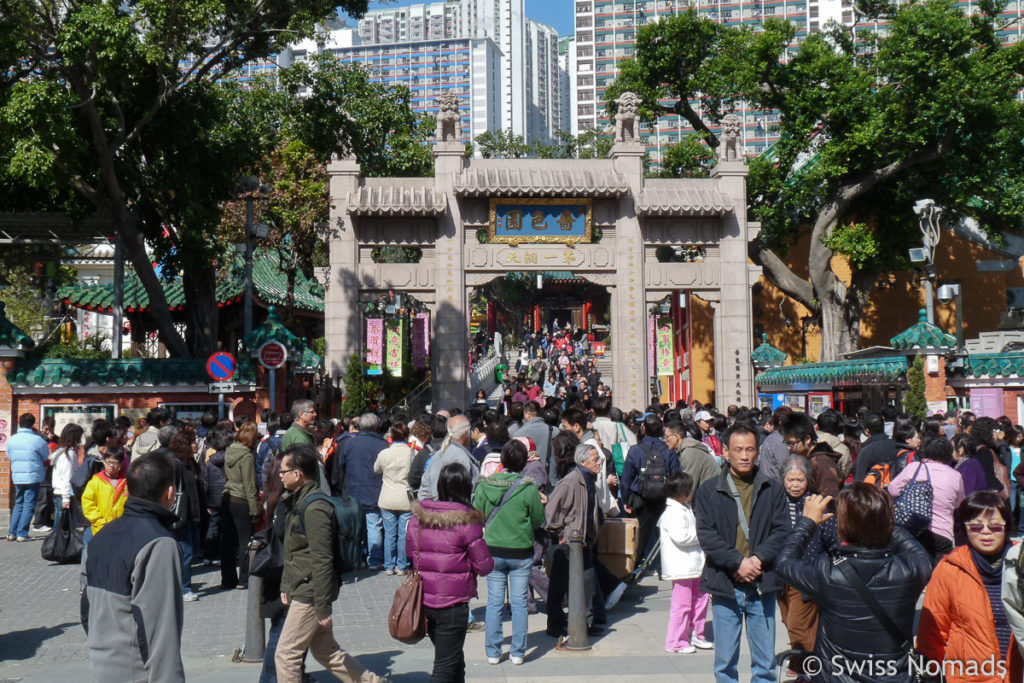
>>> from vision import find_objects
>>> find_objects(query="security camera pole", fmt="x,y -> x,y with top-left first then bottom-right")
911,199 -> 942,325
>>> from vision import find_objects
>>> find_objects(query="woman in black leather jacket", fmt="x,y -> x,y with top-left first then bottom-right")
776,483 -> 932,683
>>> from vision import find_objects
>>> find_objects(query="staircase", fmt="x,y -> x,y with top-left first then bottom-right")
595,353 -> 614,390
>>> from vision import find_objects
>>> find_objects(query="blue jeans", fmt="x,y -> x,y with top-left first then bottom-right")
485,555 -> 533,659
52,495 -> 66,530
8,483 -> 40,538
365,509 -> 383,567
711,585 -> 777,683
259,614 -> 285,683
174,521 -> 200,592
381,509 -> 410,571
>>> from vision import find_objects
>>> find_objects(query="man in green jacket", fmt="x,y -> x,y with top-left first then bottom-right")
275,445 -> 388,683
281,399 -> 316,452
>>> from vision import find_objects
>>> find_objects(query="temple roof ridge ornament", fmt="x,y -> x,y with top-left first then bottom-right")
890,308 -> 957,351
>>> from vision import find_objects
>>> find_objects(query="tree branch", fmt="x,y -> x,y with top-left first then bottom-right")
752,245 -> 816,308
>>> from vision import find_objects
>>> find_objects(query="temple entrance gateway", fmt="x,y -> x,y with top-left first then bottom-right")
325,94 -> 761,411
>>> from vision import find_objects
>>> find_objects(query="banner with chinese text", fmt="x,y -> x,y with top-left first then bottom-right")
365,319 -> 383,376
489,198 -> 592,245
386,319 -> 404,377
657,317 -> 674,376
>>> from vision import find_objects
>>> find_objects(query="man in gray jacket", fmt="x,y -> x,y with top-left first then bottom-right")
81,452 -> 184,683
418,415 -> 479,501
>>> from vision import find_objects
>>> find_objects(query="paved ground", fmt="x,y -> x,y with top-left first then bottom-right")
0,529 -> 789,682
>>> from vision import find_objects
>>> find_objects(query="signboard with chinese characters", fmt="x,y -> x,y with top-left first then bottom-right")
366,318 -> 383,376
386,319 -> 404,377
656,317 -> 674,376
489,198 -> 593,246
412,314 -> 429,370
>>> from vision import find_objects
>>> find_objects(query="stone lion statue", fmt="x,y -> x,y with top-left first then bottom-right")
614,92 -> 640,143
434,93 -> 462,142
719,114 -> 742,161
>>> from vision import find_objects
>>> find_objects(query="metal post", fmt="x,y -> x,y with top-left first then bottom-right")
244,197 -> 254,338
218,391 -> 226,420
564,530 -> 591,651
241,543 -> 265,662
955,286 -> 964,347
924,278 -> 935,326
269,367 -> 276,414
112,234 -> 124,360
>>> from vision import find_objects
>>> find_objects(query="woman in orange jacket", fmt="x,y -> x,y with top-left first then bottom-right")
917,490 -> 1022,682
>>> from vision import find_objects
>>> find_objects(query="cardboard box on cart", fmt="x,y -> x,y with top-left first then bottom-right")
597,517 -> 639,580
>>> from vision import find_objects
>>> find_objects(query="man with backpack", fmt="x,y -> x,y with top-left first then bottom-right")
853,413 -> 899,482
275,445 -> 386,683
620,414 -> 681,564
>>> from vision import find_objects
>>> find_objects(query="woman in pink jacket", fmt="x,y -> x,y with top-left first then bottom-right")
408,463 -> 493,682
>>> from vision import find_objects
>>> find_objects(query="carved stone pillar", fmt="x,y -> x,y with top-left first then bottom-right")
431,142 -> 469,410
326,157 -> 362,391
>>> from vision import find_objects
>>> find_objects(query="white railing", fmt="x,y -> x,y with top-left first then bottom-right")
469,352 -> 501,399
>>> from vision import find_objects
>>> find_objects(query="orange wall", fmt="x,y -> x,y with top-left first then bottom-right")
690,294 -> 716,405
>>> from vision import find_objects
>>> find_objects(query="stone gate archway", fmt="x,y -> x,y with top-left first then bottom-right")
325,97 -> 761,411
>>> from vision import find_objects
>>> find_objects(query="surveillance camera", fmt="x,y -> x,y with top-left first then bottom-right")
937,284 -> 959,304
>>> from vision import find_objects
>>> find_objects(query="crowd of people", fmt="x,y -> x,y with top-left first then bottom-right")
11,337 -> 1024,682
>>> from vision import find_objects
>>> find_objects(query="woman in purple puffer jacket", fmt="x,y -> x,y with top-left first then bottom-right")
408,462 -> 493,682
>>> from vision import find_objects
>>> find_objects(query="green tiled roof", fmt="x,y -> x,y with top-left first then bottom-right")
890,309 -> 957,350
0,302 -> 34,350
59,249 -> 325,315
962,352 -> 1024,378
756,356 -> 907,386
750,334 -> 786,368
8,358 -> 258,389
242,307 -> 323,371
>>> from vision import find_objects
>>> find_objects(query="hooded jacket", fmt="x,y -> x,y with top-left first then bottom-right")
407,499 -> 493,609
919,544 -> 1022,683
81,497 -> 184,683
224,441 -> 259,516
776,517 -> 932,683
473,472 -> 544,558
82,471 -> 129,534
694,465 -> 790,599
660,498 -> 704,581
677,437 -> 722,492
281,480 -> 338,618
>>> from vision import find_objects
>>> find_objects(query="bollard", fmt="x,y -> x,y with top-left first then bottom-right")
240,541 -> 265,662
563,530 -> 591,651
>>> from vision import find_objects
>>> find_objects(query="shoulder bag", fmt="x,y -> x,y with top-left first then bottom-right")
389,525 -> 426,644
486,477 -> 526,528
610,423 -> 628,478
893,461 -> 933,535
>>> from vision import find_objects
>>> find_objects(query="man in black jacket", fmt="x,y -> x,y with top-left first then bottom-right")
852,412 -> 898,481
695,422 -> 790,683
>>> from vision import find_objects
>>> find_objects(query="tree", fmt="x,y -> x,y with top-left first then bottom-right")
340,353 -> 368,418
0,0 -> 370,357
609,5 -> 1024,360
904,357 -> 927,420
0,266 -> 47,340
475,129 -> 614,160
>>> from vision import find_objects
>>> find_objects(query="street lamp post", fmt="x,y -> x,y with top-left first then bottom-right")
912,199 -> 942,325
239,176 -> 270,337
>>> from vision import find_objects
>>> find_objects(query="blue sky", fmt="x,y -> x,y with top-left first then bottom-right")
346,1 -> 573,36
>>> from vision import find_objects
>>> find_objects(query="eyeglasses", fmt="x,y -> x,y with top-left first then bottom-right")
965,522 -> 1006,534
783,439 -> 803,448
279,468 -> 296,475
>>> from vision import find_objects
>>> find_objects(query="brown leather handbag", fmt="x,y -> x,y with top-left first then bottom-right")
388,526 -> 426,644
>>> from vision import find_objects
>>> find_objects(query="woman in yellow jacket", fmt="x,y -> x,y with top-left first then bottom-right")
81,451 -> 129,536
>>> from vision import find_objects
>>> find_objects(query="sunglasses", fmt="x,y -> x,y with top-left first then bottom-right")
965,522 -> 1006,534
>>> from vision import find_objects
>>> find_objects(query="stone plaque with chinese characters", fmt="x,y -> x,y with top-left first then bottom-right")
489,198 -> 593,246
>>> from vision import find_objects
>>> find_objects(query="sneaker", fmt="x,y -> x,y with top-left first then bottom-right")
487,657 -> 500,665
384,568 -> 396,576
15,537 -> 28,542
604,582 -> 627,611
183,591 -> 200,602
202,559 -> 213,567
467,621 -> 486,632
666,646 -> 697,654
32,525 -> 52,533
691,636 -> 713,649
510,656 -> 524,665
369,564 -> 384,572
6,535 -> 14,542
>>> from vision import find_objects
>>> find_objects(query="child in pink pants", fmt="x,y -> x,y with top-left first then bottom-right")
659,472 -> 712,653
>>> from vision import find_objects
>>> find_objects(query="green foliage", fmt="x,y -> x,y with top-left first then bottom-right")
341,353 -> 368,418
0,266 -> 46,339
820,223 -> 881,269
475,128 -> 614,160
656,133 -> 715,178
37,333 -> 110,360
904,356 -> 927,420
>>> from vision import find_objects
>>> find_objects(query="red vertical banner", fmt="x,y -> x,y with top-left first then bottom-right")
412,315 -> 428,370
534,305 -> 541,333
648,315 -> 656,379
487,301 -> 496,337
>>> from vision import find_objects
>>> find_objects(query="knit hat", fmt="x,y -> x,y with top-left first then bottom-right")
514,436 -> 538,456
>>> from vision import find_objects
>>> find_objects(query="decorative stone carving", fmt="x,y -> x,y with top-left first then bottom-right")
614,92 -> 640,143
719,114 -> 742,162
434,93 -> 462,142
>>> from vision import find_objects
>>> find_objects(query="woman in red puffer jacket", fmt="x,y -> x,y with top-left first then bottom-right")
408,462 -> 493,682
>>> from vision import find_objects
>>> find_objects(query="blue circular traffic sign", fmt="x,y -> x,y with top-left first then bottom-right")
206,352 -> 236,381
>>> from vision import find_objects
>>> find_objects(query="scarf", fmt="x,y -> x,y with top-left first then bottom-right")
578,465 -> 598,539
970,544 -> 1012,657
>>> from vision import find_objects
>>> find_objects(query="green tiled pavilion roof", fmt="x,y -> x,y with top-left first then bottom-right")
59,249 -> 325,315
0,302 -> 34,350
8,358 -> 257,389
242,307 -> 323,371
750,334 -> 786,368
756,356 -> 907,386
890,309 -> 957,350
962,353 -> 1024,378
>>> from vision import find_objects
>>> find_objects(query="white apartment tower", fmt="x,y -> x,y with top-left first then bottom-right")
355,0 -> 559,143
558,37 -> 577,136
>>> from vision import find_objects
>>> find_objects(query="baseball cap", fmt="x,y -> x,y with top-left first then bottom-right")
695,410 -> 713,422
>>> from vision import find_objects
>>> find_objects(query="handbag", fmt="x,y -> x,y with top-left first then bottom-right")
41,511 -> 83,564
249,512 -> 284,580
610,423 -> 628,478
893,461 -> 933,535
389,526 -> 426,644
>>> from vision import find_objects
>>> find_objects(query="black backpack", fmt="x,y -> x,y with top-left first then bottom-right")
637,443 -> 668,500
297,492 -> 364,579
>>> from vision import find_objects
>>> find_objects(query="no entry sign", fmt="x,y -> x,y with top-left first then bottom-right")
258,341 -> 288,370
206,352 -> 236,382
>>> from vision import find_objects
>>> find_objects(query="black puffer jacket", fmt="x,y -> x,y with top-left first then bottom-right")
204,449 -> 227,507
694,467 -> 790,599
776,517 -> 932,682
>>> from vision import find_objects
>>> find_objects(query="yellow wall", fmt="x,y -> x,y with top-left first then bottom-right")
690,294 -> 717,404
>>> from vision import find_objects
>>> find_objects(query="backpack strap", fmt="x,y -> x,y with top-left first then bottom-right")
485,477 -> 526,527
724,472 -> 751,540
297,491 -> 334,535
831,553 -> 911,651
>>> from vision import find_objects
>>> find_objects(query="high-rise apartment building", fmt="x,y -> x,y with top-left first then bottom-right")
352,0 -> 559,143
558,37 -> 577,135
